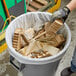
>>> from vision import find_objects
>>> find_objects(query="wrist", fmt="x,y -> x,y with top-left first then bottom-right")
66,0 -> 76,11
66,5 -> 72,11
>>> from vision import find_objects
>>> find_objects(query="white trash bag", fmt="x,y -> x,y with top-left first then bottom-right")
5,12 -> 71,65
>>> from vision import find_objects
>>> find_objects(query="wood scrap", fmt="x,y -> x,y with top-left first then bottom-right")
26,0 -> 48,12
45,19 -> 63,35
17,34 -> 22,50
13,28 -> 29,51
21,34 -> 29,45
25,28 -> 35,40
12,19 -> 65,59
36,29 -> 45,38
35,0 -> 48,5
49,34 -> 65,47
34,31 -> 46,39
27,41 -> 60,58
44,21 -> 55,36
19,46 -> 28,56
13,32 -> 22,51
27,6 -> 37,12
33,19 -> 63,40
55,34 -> 65,46
36,34 -> 65,47
44,21 -> 51,31
25,39 -> 36,56
42,43 -> 60,55
27,0 -> 43,9
30,50 -> 51,58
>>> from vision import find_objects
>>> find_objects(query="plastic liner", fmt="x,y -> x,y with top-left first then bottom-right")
5,12 -> 71,65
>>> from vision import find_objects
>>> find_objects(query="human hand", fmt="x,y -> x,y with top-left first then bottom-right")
50,7 -> 70,22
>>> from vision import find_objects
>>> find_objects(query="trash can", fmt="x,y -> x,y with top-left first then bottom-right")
5,12 -> 71,76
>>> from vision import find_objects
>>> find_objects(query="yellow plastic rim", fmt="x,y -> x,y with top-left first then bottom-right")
0,43 -> 7,53
0,15 -> 16,53
47,0 -> 61,13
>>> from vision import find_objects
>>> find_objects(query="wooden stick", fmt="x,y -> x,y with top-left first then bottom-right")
34,31 -> 46,39
21,34 -> 29,45
26,39 -> 36,55
25,31 -> 46,55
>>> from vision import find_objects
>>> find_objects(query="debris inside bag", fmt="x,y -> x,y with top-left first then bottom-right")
37,34 -> 65,47
24,28 -> 35,40
19,46 -> 28,56
12,19 -> 65,58
27,41 -> 60,58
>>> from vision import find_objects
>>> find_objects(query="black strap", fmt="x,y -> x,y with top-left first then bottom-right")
63,7 -> 71,15
62,6 -> 71,22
